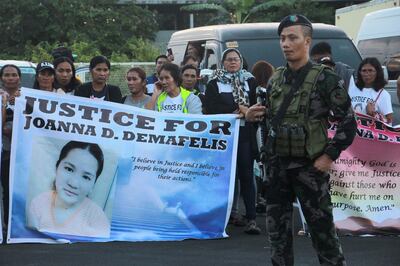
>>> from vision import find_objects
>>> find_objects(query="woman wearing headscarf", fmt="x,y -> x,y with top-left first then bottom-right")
204,48 -> 260,234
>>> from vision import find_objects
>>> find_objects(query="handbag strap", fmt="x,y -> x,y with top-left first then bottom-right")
373,89 -> 383,103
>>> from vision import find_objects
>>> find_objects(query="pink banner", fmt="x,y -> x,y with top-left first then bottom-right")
329,113 -> 400,235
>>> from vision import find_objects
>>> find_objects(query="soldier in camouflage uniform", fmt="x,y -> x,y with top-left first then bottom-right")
246,15 -> 357,266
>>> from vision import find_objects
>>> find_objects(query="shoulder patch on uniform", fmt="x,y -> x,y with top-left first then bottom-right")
330,86 -> 348,105
318,72 -> 325,81
318,68 -> 343,88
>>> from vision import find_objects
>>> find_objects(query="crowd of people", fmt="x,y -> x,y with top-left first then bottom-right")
0,13 -> 398,264
0,45 -> 272,237
310,41 -> 395,125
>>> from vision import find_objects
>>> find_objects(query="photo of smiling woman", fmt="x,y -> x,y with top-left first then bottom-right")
26,140 -> 111,238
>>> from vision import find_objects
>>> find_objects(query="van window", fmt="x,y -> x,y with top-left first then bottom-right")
220,38 -> 360,71
169,44 -> 187,67
225,39 -> 283,70
358,36 -> 400,80
185,41 -> 205,62
324,39 -> 361,70
204,49 -> 218,70
387,55 -> 400,80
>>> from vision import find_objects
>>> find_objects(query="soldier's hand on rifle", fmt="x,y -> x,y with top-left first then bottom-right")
245,103 -> 266,122
238,104 -> 248,118
233,108 -> 243,118
234,105 -> 249,118
313,154 -> 333,172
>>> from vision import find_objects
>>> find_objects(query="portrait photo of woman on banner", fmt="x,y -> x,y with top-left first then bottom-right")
26,139 -> 116,238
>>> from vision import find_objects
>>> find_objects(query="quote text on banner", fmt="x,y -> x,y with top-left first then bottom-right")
329,114 -> 400,235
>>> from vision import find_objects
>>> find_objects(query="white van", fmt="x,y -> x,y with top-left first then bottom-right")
356,7 -> 400,124
356,7 -> 400,80
169,23 -> 362,72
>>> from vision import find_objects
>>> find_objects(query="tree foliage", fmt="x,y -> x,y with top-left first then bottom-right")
253,0 -> 335,24
0,0 -> 159,61
181,0 -> 258,24
181,0 -> 334,25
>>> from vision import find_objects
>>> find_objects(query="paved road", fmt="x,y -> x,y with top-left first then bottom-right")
1,212 -> 399,266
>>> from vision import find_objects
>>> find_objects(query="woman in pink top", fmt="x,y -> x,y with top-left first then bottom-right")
27,141 -> 110,238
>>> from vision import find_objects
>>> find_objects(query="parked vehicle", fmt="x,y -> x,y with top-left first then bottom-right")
356,7 -> 400,80
356,7 -> 400,125
0,60 -> 36,88
168,23 -> 362,72
76,65 -> 91,83
167,22 -> 400,125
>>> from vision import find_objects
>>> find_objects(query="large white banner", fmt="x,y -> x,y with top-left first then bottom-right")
7,89 -> 239,243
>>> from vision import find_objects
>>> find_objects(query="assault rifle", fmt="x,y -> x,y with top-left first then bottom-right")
255,86 -> 273,181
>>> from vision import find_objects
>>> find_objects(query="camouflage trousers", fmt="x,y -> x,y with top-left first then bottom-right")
265,161 -> 346,266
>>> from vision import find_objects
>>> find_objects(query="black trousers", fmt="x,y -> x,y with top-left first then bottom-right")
1,157 -> 10,227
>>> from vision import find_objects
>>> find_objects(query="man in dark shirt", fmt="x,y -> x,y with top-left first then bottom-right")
75,55 -> 122,103
311,41 -> 355,90
146,55 -> 169,95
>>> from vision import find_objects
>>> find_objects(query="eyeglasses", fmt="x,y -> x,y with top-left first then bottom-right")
225,57 -> 240,63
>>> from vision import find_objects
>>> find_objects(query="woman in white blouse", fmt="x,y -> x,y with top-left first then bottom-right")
349,57 -> 393,124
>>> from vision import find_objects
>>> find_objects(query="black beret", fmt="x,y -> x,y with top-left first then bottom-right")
277,14 -> 313,36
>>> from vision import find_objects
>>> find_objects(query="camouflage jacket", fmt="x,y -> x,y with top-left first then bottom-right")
272,61 -> 357,162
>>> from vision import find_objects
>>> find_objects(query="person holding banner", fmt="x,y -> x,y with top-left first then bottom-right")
123,67 -> 151,109
146,63 -> 202,114
181,64 -> 200,94
27,141 -> 110,238
33,61 -> 56,92
349,57 -> 393,125
245,14 -> 357,265
0,64 -> 23,229
75,55 -> 122,103
53,57 -> 81,95
204,48 -> 261,234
